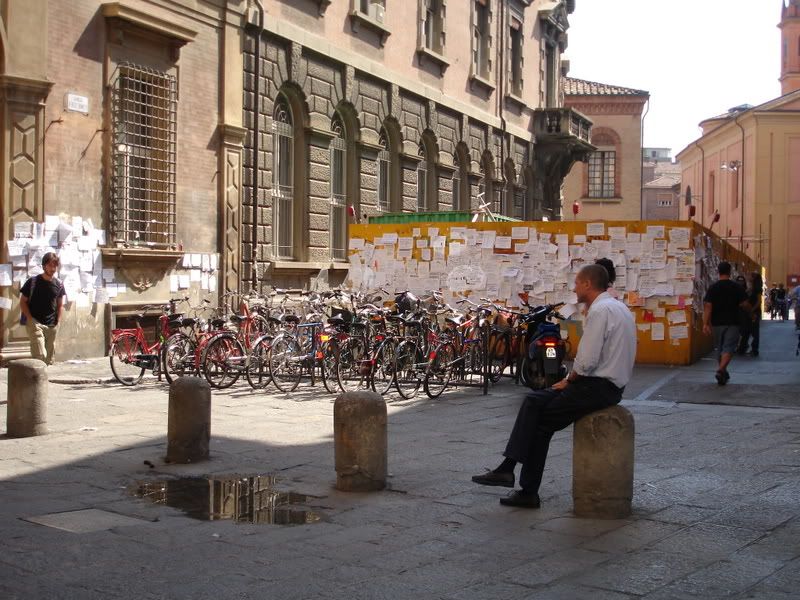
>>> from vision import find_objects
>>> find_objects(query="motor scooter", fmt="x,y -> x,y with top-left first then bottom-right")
517,303 -> 568,390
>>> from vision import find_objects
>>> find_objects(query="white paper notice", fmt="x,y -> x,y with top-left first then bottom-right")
191,254 -> 202,268
350,238 -> 365,250
190,269 -> 202,282
178,274 -> 190,289
209,275 -> 217,292
669,325 -> 689,340
102,268 -> 115,283
511,226 -> 529,239
170,275 -> 179,293
667,310 -> 687,324
495,236 -> 512,250
651,322 -> 665,341
0,296 -> 12,310
94,288 -> 109,304
587,222 -> 605,237
0,265 -> 11,286
647,225 -> 665,238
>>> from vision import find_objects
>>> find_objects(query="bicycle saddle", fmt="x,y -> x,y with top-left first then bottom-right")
282,315 -> 300,324
210,318 -> 226,328
230,314 -> 246,324
445,315 -> 464,326
327,316 -> 346,326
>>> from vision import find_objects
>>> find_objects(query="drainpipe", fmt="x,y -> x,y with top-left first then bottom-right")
694,140 -> 706,225
734,114 -> 746,253
250,0 -> 265,292
498,0 -> 506,217
639,97 -> 650,220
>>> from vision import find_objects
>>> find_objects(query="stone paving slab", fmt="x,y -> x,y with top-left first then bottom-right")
1,320 -> 799,598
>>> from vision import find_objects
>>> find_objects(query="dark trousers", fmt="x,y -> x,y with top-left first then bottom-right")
503,376 -> 623,493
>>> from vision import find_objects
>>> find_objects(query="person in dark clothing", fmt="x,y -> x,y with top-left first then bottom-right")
745,272 -> 763,356
735,275 -> 751,355
703,262 -> 749,385
595,257 -> 616,288
19,252 -> 65,365
471,265 -> 636,508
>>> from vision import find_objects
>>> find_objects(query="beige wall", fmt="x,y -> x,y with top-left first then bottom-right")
562,96 -> 646,221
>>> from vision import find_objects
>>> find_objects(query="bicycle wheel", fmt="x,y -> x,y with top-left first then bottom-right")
487,331 -> 510,383
424,342 -> 455,399
320,339 -> 339,394
269,335 -> 303,393
109,335 -> 146,386
336,337 -> 369,393
202,334 -> 245,389
465,338 -> 485,385
395,340 -> 424,399
162,334 -> 197,384
245,335 -> 273,390
370,339 -> 397,396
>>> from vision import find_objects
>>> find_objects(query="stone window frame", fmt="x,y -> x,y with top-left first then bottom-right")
417,145 -> 428,212
349,0 -> 391,46
376,121 -> 402,212
272,97 -> 295,260
479,151 -> 496,213
587,151 -> 616,199
470,0 -> 495,92
417,0 -> 449,74
329,115 -> 348,261
507,5 -> 525,101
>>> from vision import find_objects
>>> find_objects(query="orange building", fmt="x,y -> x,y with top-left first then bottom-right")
676,1 -> 800,287
562,77 -> 649,221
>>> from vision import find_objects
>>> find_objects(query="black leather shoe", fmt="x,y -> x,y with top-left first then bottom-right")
499,490 -> 541,508
471,470 -> 514,488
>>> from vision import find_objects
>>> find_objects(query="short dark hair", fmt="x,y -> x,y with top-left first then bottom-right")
41,252 -> 59,267
718,261 -> 732,276
578,264 -> 610,292
594,258 -> 616,287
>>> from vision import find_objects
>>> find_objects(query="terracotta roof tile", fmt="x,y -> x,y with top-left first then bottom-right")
563,77 -> 649,97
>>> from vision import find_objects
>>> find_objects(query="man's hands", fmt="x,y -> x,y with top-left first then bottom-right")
551,378 -> 569,391
702,323 -> 712,336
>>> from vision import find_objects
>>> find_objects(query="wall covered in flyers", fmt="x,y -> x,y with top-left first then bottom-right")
348,220 -> 760,366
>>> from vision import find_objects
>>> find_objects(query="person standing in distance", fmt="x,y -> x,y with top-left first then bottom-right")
471,264 -> 636,508
19,252 -> 65,365
702,262 -> 748,385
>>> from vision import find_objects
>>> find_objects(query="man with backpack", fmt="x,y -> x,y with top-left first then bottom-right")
19,252 -> 65,365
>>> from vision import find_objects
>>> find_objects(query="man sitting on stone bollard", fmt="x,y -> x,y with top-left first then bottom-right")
471,264 -> 637,508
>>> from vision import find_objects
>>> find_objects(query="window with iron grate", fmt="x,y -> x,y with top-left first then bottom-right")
110,63 -> 177,248
272,98 -> 294,260
330,116 -> 347,261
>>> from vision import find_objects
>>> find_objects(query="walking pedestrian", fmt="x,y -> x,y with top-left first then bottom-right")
790,282 -> 800,330
471,264 -> 636,508
702,262 -> 748,385
19,252 -> 65,365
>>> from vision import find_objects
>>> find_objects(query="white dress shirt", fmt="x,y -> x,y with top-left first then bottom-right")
573,292 -> 637,389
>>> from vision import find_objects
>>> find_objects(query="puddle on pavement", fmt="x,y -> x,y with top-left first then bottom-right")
130,475 -> 323,525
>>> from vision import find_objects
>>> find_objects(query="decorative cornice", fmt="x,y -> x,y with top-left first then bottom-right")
564,101 -> 645,116
0,75 -> 54,101
102,2 -> 197,44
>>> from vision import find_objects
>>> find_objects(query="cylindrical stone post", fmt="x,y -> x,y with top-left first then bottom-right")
334,391 -> 387,492
573,405 -> 634,519
167,377 -> 211,464
6,358 -> 48,437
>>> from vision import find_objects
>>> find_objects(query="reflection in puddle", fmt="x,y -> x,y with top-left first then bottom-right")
131,475 -> 323,525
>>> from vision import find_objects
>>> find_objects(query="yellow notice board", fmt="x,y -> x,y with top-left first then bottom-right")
348,220 -> 760,366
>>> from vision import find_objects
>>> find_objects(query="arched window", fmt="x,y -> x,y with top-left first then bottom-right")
417,144 -> 428,212
453,144 -> 471,211
587,129 -> 620,199
479,153 -> 495,213
330,115 -> 347,260
272,97 -> 294,259
377,128 -> 391,212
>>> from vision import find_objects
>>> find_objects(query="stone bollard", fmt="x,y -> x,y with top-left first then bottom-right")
167,377 -> 211,463
6,359 -> 48,437
334,391 -> 387,492
573,405 -> 634,519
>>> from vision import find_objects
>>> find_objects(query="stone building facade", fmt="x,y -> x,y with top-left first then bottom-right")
561,77 -> 649,221
0,0 -> 592,360
239,0 -> 592,290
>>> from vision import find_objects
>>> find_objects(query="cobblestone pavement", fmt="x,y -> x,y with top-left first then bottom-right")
1,320 -> 799,599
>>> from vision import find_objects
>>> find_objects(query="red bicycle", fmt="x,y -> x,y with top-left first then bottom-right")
109,298 -> 186,386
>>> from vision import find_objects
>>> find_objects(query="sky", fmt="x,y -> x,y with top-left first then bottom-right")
566,0 -> 783,158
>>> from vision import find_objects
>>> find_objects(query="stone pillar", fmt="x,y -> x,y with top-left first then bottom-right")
6,358 -> 48,437
573,405 -> 634,519
334,391 -> 387,492
167,377 -> 211,463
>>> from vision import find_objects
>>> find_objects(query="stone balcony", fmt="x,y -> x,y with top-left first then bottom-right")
533,107 -> 593,148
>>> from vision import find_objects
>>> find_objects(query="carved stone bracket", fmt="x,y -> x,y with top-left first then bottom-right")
100,248 -> 183,292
